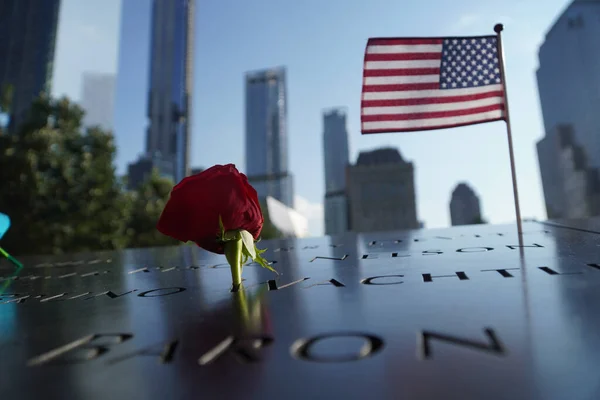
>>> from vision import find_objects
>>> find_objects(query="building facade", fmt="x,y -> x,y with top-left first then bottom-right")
245,67 -> 293,207
0,0 -> 61,132
127,153 -> 175,190
114,0 -> 153,177
322,108 -> 350,235
324,193 -> 349,235
347,148 -> 419,233
449,183 -> 483,226
536,0 -> 600,218
146,0 -> 195,184
537,124 -> 600,219
80,72 -> 116,131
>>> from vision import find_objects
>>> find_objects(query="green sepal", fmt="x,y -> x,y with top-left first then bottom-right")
219,216 -> 278,277
219,216 -> 240,242
234,232 -> 275,274
218,216 -> 225,239
240,230 -> 256,259
252,245 -> 278,275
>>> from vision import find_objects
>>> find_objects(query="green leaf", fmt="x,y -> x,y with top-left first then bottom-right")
218,216 -> 225,239
240,230 -> 256,259
241,247 -> 249,265
252,244 -> 278,275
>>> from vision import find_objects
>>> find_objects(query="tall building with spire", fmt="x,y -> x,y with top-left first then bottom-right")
322,108 -> 350,235
245,67 -> 294,207
144,0 -> 195,184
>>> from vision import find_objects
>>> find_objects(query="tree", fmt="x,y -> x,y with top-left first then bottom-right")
257,200 -> 285,240
125,168 -> 179,248
0,85 -> 15,114
0,96 -> 129,255
0,83 -> 13,114
0,84 -> 13,133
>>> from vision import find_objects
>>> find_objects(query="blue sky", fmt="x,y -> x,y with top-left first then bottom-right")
52,0 -> 571,236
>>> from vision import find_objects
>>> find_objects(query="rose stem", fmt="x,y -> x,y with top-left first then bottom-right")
224,237 -> 243,287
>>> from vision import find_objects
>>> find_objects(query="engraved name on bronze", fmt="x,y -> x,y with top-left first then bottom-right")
291,333 -> 384,362
2,261 -> 594,305
198,335 -> 275,365
0,287 -> 186,304
27,334 -> 133,366
27,327 -> 505,367
0,243 -> 551,282
107,340 -> 180,365
418,328 -> 505,359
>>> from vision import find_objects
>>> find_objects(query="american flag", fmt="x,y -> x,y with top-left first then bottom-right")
361,36 -> 506,134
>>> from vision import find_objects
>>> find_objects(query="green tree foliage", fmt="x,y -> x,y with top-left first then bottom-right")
0,94 -> 285,256
0,96 -> 130,255
0,84 -> 13,134
125,168 -> 179,248
0,83 -> 13,114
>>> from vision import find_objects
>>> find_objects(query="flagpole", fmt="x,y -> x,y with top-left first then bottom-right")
494,23 -> 523,240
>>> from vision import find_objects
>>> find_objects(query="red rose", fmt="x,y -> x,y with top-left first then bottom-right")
157,164 -> 264,254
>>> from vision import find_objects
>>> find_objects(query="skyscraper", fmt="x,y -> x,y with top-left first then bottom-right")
449,183 -> 483,226
347,148 -> 419,233
80,72 -> 116,131
322,108 -> 350,235
536,0 -> 600,218
245,67 -> 294,207
0,0 -> 61,132
537,125 -> 600,219
145,0 -> 195,184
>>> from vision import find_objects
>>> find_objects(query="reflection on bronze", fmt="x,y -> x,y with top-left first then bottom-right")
3,220 -> 600,399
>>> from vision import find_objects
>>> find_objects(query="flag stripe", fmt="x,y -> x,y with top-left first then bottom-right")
362,97 -> 504,116
362,90 -> 504,107
362,84 -> 503,100
362,110 -> 504,132
363,68 -> 441,77
368,38 -> 444,46
366,44 -> 443,54
365,60 -> 441,69
361,104 -> 505,122
362,83 -> 440,92
365,52 -> 442,62
361,36 -> 505,134
364,75 -> 440,85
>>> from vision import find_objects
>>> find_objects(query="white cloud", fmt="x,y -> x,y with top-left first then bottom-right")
294,195 -> 324,237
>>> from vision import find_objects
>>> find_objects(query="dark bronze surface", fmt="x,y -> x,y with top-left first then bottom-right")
1,220 -> 600,399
